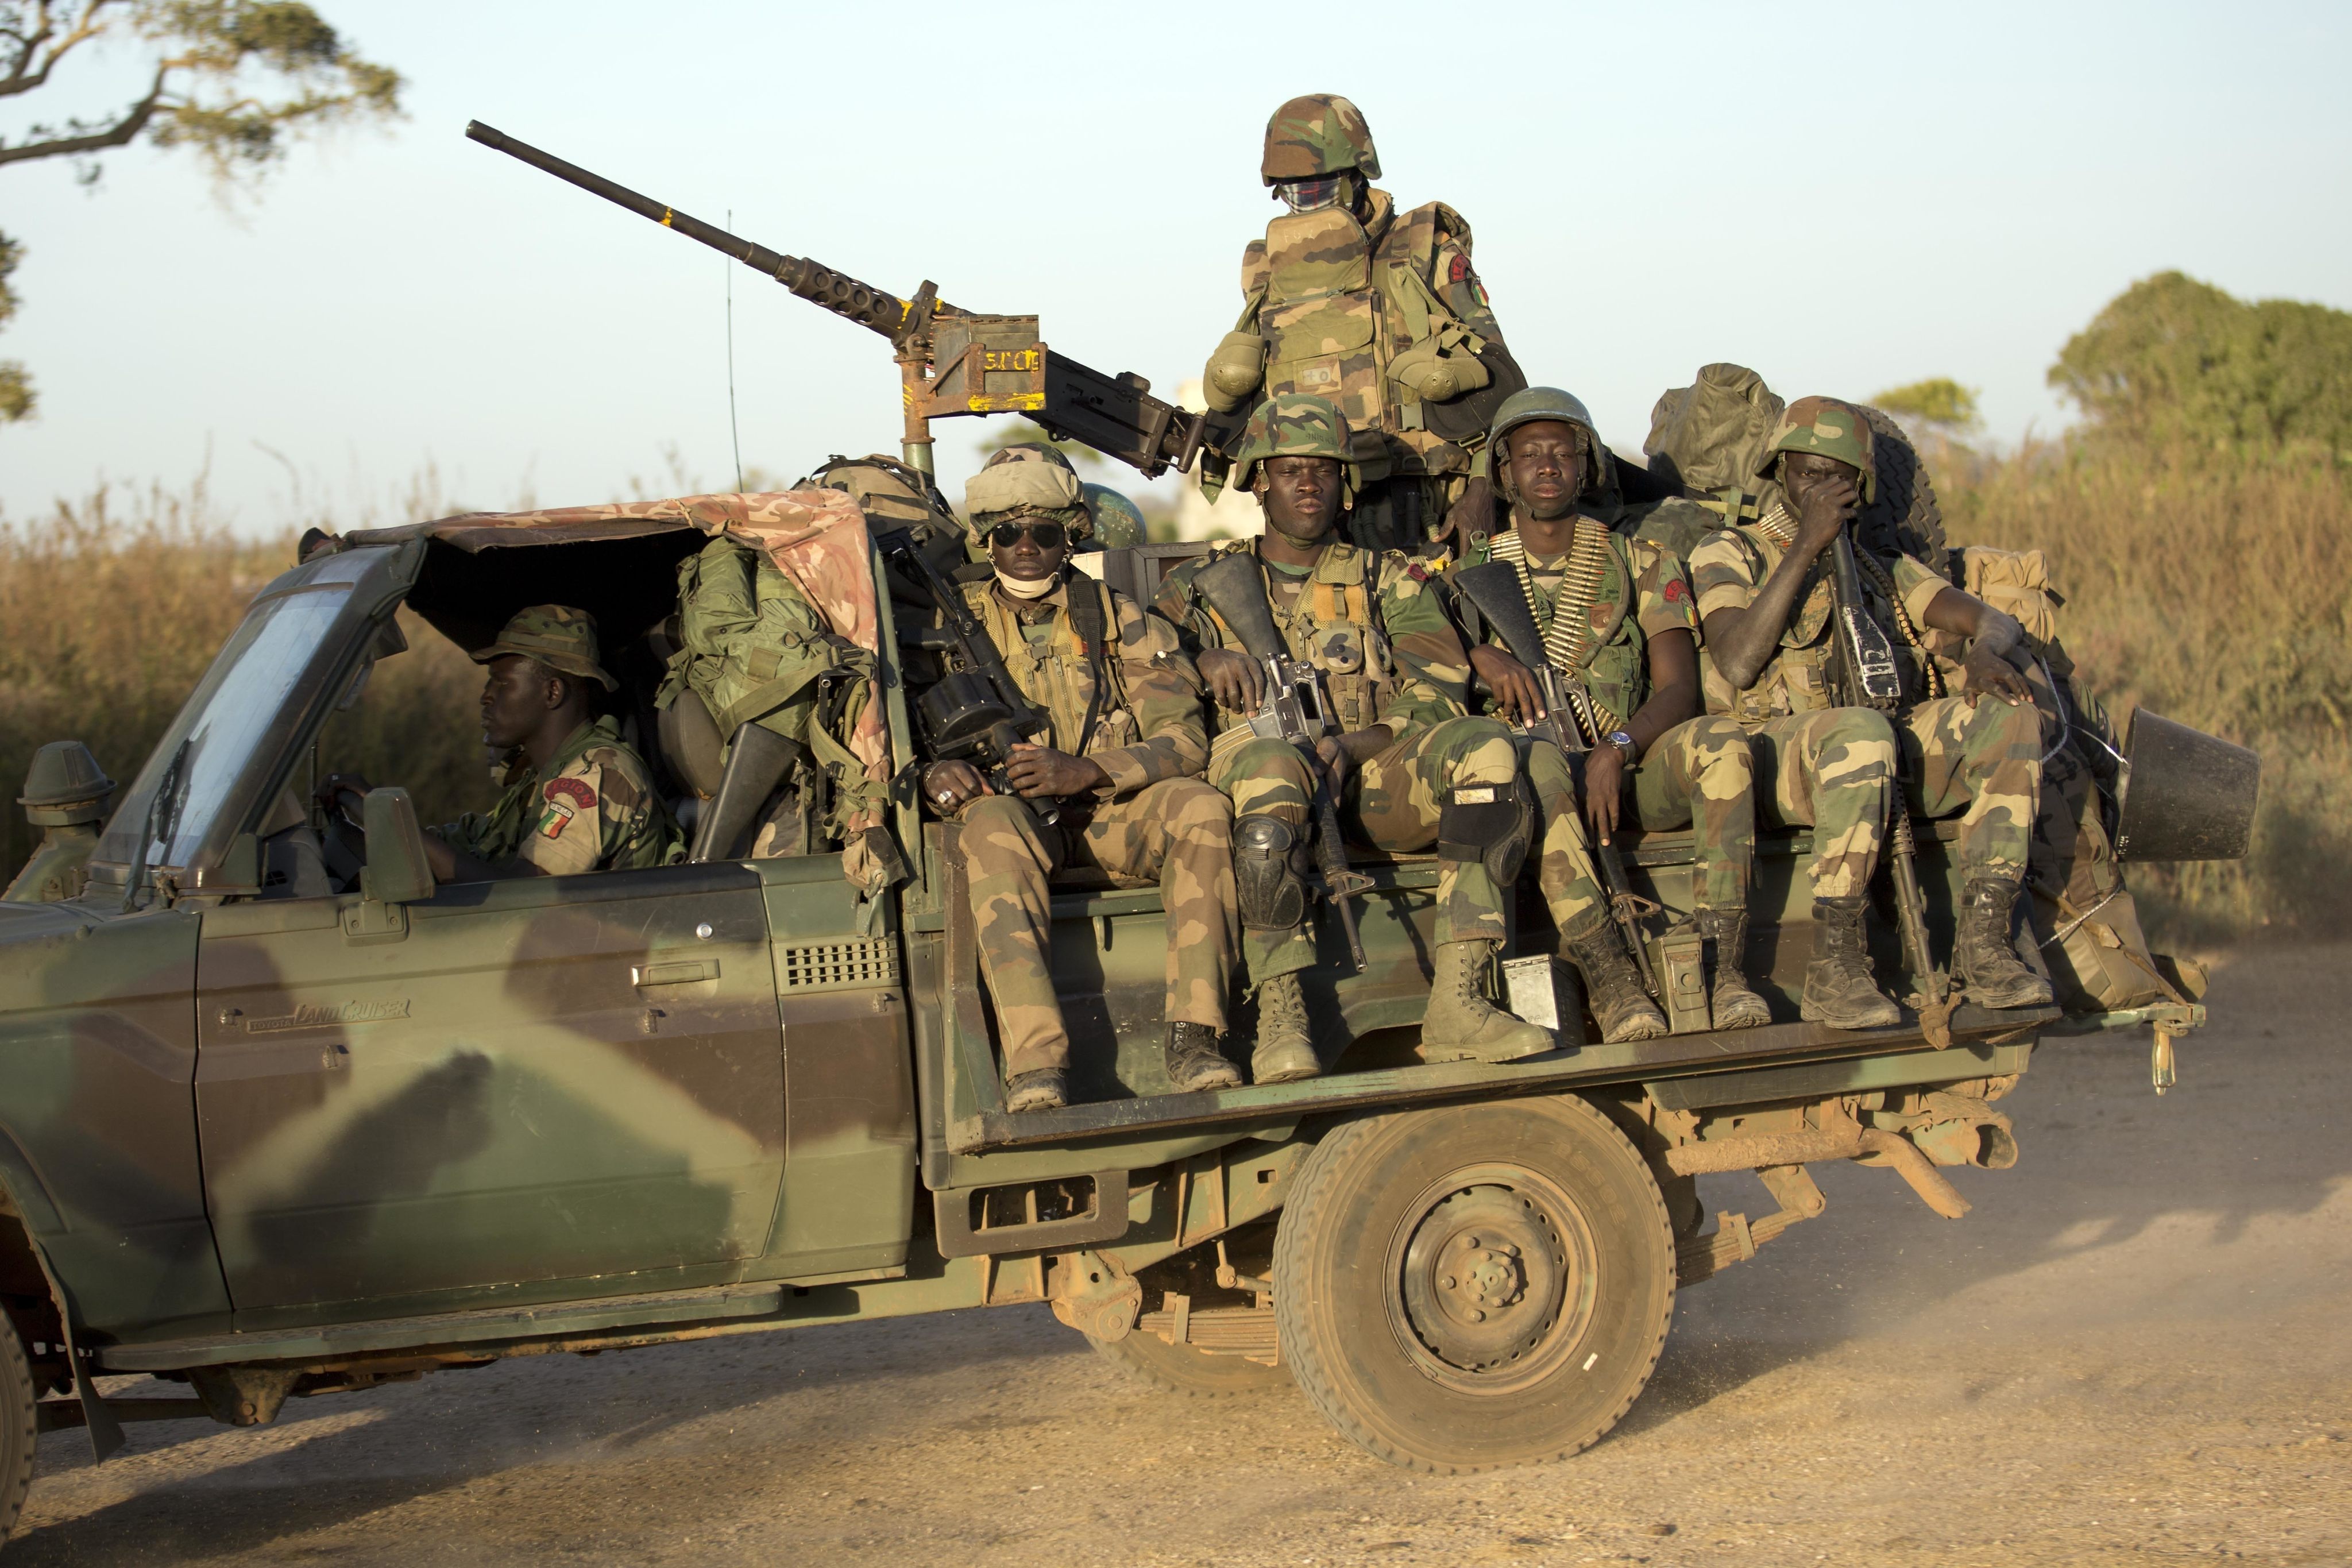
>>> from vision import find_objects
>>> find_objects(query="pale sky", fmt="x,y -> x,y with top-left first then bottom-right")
4,0 -> 2348,533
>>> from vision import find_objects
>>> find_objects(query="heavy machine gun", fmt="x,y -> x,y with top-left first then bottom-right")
466,121 -> 1220,480
1450,562 -> 1660,998
1826,529 -> 1954,1048
1191,551 -> 1373,971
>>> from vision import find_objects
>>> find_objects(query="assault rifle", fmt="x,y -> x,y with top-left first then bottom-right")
466,121 -> 1212,480
1191,552 -> 1374,971
1450,562 -> 1660,998
1826,529 -> 1954,1048
875,529 -> 1057,825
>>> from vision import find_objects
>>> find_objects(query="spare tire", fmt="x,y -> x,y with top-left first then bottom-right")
1852,403 -> 1945,564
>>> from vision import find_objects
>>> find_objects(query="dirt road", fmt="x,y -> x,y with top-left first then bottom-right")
12,943 -> 2347,1567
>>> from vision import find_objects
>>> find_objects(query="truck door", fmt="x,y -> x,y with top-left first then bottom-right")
194,860 -> 785,1315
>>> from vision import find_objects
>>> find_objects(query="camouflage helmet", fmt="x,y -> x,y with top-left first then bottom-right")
1487,385 -> 1608,501
1261,94 -> 1380,186
983,441 -> 1077,477
1762,396 -> 1878,503
1230,392 -> 1354,498
965,449 -> 1092,542
471,604 -> 617,692
1080,482 -> 1147,549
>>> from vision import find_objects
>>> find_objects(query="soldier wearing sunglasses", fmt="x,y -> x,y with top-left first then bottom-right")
916,453 -> 1249,1114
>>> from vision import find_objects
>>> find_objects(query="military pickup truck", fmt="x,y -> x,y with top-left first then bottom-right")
0,489 -> 2236,1539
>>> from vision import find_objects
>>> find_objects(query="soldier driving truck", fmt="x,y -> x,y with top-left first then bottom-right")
1443,387 -> 1768,1044
1689,397 -> 2052,1030
0,117 -> 2268,1544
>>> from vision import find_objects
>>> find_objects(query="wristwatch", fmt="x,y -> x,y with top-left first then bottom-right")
1607,729 -> 1639,764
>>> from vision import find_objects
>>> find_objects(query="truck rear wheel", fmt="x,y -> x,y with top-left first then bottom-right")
0,1316 -> 34,1539
1273,1096 -> 1675,1473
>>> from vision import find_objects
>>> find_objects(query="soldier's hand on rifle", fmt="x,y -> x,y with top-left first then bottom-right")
1469,644 -> 1547,725
1005,745 -> 1109,800
1196,647 -> 1266,714
1791,470 -> 1861,559
922,760 -> 991,814
1582,744 -> 1628,845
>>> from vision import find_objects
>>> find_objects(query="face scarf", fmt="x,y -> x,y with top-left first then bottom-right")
995,569 -> 1059,600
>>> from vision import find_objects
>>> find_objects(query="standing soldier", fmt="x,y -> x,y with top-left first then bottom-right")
1449,388 -> 1767,1041
1689,397 -> 2053,1026
917,456 -> 1246,1114
1156,393 -> 1550,1084
1198,93 -> 1524,554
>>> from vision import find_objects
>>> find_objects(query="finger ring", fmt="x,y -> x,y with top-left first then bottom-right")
936,791 -> 953,804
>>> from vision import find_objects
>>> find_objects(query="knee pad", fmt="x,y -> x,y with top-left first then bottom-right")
1234,814 -> 1311,930
1436,779 -> 1533,885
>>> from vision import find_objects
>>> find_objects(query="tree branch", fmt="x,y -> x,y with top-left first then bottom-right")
0,0 -> 121,101
0,59 -> 163,166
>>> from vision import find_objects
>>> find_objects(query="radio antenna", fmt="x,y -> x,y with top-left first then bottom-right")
725,206 -> 744,492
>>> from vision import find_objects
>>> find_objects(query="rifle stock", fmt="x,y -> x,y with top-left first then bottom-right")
1452,562 -> 1658,996
1192,553 -> 1371,971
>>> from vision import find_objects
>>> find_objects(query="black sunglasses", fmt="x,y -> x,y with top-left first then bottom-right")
987,520 -> 1067,550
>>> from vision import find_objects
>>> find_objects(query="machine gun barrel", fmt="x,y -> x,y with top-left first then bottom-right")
1192,553 -> 1371,971
1827,531 -> 1951,1046
465,121 -> 1208,478
1451,562 -> 1660,997
466,121 -> 930,345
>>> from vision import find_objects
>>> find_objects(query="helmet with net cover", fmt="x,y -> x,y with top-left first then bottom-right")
1761,396 -> 1878,503
1260,93 -> 1381,187
1230,392 -> 1355,499
965,446 -> 1092,542
1486,385 -> 1608,502
1080,482 -> 1146,549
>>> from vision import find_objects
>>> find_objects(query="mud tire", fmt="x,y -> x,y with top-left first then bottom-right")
1853,402 -> 1946,564
1273,1096 -> 1674,1473
1086,1328 -> 1290,1398
0,1314 -> 34,1540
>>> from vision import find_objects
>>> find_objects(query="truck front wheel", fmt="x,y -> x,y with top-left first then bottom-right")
0,1314 -> 34,1538
1274,1096 -> 1675,1473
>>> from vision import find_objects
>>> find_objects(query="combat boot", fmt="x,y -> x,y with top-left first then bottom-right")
1802,896 -> 1902,1029
1165,1022 -> 1242,1094
1697,908 -> 1773,1030
1562,912 -> 1669,1044
1250,972 -> 1322,1084
1953,875 -> 2056,1009
1005,1068 -> 1066,1114
1418,939 -> 1553,1063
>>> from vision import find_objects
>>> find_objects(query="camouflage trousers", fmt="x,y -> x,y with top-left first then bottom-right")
1210,715 -> 1519,980
1747,696 -> 2043,898
957,779 -> 1238,1079
1521,716 -> 1755,935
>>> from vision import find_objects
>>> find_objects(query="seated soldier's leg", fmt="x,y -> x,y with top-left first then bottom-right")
1350,716 -> 1550,1063
1903,695 -> 2052,1008
1749,709 -> 1903,1029
1208,736 -> 1322,1083
1523,737 -> 1666,1044
958,795 -> 1071,1111
1629,717 -> 1768,1028
1072,778 -> 1244,1094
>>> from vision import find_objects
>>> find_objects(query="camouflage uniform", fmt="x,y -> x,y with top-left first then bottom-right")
1199,94 -> 1521,553
435,607 -> 683,876
1451,521 -> 1754,932
924,483 -> 1234,1082
1157,536 -> 1515,976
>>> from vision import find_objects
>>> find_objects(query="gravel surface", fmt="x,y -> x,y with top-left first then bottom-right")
12,942 -> 2346,1567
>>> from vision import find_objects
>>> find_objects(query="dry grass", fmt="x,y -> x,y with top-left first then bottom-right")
1938,441 -> 2352,943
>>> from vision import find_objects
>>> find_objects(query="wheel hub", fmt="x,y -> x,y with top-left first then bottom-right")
1398,1184 -> 1569,1376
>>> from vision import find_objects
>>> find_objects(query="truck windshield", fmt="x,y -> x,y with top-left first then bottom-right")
97,580 -> 357,871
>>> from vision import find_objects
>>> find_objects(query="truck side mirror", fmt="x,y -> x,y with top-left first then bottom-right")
360,789 -> 435,905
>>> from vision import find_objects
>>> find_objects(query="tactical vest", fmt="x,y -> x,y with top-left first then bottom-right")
1474,524 -> 1644,737
1192,543 -> 1396,738
961,576 -> 1134,758
1714,524 -> 1929,721
1242,191 -> 1482,482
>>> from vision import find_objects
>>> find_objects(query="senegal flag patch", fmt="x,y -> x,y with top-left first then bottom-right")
537,777 -> 597,839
